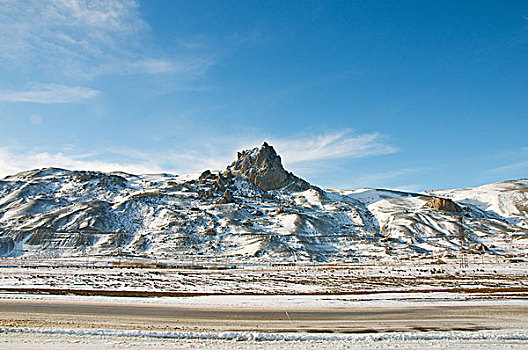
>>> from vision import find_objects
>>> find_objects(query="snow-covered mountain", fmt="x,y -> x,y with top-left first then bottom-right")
0,143 -> 527,262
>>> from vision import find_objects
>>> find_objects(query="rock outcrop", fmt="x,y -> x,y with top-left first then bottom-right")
424,197 -> 462,213
219,190 -> 233,203
226,142 -> 310,191
198,170 -> 214,184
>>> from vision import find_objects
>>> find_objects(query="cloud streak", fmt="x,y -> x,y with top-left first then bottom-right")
487,147 -> 528,175
0,84 -> 99,104
0,148 -> 162,179
0,0 -> 144,76
122,56 -> 218,78
0,129 -> 397,179
271,130 -> 397,165
147,129 -> 398,175
0,0 -> 218,91
489,160 -> 528,174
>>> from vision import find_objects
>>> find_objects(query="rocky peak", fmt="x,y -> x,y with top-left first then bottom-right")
226,142 -> 309,191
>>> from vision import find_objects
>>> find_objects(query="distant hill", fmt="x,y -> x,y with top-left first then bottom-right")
0,143 -> 527,262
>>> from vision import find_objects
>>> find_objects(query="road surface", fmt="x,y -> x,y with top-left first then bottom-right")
1,298 -> 527,333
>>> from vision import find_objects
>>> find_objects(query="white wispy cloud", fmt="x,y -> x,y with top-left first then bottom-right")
0,129 -> 398,181
0,0 -> 144,76
487,147 -> 528,174
163,129 -> 398,173
271,130 -> 397,164
489,160 -> 528,173
0,0 -> 217,90
123,57 -> 217,77
0,148 -> 161,179
0,146 -> 229,179
0,84 -> 99,104
139,129 -> 398,175
130,59 -> 179,74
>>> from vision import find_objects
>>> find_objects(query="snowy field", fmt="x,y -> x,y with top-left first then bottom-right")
2,328 -> 528,349
2,291 -> 528,308
0,259 -> 526,295
1,292 -> 527,348
1,261 -> 527,348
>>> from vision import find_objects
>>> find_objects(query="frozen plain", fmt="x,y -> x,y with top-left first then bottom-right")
2,328 -> 528,349
0,260 -> 527,348
0,258 -> 527,348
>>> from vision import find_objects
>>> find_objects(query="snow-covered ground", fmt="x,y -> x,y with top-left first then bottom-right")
1,293 -> 527,349
0,260 -> 526,294
1,291 -> 528,308
0,261 -> 526,348
2,328 -> 528,350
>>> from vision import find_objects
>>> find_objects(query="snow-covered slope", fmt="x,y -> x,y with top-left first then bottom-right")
0,144 -> 527,262
428,179 -> 528,227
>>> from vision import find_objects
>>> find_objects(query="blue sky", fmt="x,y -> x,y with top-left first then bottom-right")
0,0 -> 527,191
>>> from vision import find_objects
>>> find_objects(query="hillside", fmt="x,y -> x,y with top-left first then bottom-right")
0,143 -> 527,263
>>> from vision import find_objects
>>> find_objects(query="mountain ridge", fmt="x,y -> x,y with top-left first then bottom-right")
0,143 -> 527,262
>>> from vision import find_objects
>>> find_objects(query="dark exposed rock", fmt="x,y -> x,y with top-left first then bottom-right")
74,171 -> 127,188
199,189 -> 214,199
473,243 -> 489,252
198,170 -> 215,184
213,175 -> 227,192
424,197 -> 462,213
204,228 -> 216,235
223,171 -> 234,181
218,190 -> 234,203
226,142 -> 310,191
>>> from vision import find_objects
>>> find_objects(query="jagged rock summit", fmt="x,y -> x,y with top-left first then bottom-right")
226,142 -> 310,191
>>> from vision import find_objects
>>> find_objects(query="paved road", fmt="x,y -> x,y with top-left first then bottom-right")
1,299 -> 527,333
